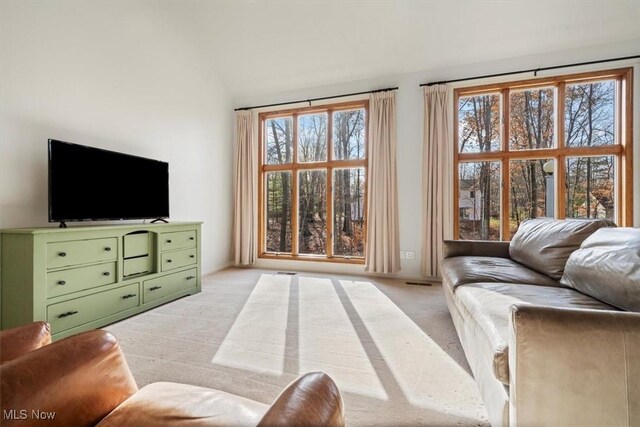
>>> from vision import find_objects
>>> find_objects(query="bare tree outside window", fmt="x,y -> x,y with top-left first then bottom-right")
334,168 -> 365,256
266,171 -> 292,252
298,169 -> 327,254
259,103 -> 368,261
458,94 -> 501,240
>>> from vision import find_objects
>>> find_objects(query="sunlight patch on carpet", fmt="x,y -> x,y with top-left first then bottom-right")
341,280 -> 479,416
211,274 -> 290,375
298,276 -> 388,400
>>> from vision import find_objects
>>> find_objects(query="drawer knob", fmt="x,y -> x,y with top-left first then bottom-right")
186,276 -> 195,280
105,247 -> 112,252
103,272 -> 111,276
58,310 -> 78,319
57,280 -> 66,286
190,255 -> 195,258
167,259 -> 172,263
149,286 -> 162,291
122,294 -> 137,299
166,239 -> 172,243
189,237 -> 195,240
59,252 -> 67,257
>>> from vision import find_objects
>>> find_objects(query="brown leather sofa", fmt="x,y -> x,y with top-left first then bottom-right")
0,322 -> 344,427
441,219 -> 640,427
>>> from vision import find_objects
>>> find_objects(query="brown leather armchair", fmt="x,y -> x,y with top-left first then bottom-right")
0,322 -> 344,427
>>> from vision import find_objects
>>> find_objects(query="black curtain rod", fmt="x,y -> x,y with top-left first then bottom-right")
234,86 -> 398,111
420,54 -> 640,87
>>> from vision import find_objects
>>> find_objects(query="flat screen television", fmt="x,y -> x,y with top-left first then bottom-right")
48,139 -> 169,224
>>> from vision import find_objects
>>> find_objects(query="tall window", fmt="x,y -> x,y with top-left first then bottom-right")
259,101 -> 368,262
454,68 -> 633,240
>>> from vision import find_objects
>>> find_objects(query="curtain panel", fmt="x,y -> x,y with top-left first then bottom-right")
231,110 -> 257,265
421,85 -> 453,277
365,91 -> 401,274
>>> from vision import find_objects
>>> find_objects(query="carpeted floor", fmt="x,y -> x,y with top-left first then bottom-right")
106,267 -> 489,426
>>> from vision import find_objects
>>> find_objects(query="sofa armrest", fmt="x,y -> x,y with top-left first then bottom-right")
258,372 -> 344,427
0,321 -> 52,364
443,240 -> 511,259
509,305 -> 640,427
1,329 -> 138,427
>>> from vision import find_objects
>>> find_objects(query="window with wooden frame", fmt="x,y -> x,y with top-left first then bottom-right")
258,101 -> 368,263
454,68 -> 633,240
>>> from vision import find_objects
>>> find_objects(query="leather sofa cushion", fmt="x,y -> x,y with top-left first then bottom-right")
454,282 -> 617,384
561,227 -> 640,312
97,382 -> 269,427
441,256 -> 559,293
509,218 -> 615,280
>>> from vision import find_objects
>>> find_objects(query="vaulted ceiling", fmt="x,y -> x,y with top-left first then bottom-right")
175,1 -> 640,99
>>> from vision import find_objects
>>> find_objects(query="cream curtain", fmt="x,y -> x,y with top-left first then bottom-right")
231,110 -> 257,265
365,91 -> 401,274
422,85 -> 453,277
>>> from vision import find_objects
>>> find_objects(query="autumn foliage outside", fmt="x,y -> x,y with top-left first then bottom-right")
457,76 -> 620,241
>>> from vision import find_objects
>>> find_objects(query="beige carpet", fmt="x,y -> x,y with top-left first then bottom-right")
106,267 -> 489,426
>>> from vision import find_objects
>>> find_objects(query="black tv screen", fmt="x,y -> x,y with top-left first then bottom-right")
48,139 -> 169,223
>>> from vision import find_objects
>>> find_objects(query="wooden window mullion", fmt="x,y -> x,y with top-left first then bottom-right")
621,72 -> 633,226
258,118 -> 265,255
292,113 -> 299,256
501,88 -> 510,240
556,82 -> 566,219
326,110 -> 334,257
453,91 -> 460,240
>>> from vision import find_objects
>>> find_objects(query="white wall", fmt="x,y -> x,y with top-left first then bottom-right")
235,40 -> 640,280
0,2 -> 234,274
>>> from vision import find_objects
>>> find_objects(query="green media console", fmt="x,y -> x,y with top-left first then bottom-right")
0,222 -> 202,340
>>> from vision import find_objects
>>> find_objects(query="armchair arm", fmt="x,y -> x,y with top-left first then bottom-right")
258,372 -> 344,427
443,240 -> 510,259
1,329 -> 138,427
509,305 -> 640,427
0,321 -> 51,364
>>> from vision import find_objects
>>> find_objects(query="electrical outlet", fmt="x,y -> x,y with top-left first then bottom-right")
400,251 -> 405,260
406,251 -> 415,260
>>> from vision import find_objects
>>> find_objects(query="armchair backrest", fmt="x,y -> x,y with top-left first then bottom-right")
258,372 -> 344,427
1,329 -> 138,427
0,321 -> 51,364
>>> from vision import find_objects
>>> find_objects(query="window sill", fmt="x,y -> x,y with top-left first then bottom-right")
259,253 -> 365,265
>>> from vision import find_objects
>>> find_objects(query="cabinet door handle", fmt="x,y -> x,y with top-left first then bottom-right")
57,280 -> 66,285
58,310 -> 78,318
103,272 -> 111,276
149,286 -> 162,291
189,255 -> 195,258
189,237 -> 195,240
166,259 -> 172,263
166,239 -> 172,243
59,252 -> 67,257
122,294 -> 137,299
105,247 -> 112,251
186,276 -> 195,280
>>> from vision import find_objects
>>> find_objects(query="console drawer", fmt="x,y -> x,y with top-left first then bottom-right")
161,248 -> 197,272
159,230 -> 196,251
47,282 -> 140,334
143,268 -> 197,304
47,238 -> 117,269
47,262 -> 117,299
124,233 -> 150,258
123,256 -> 151,277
